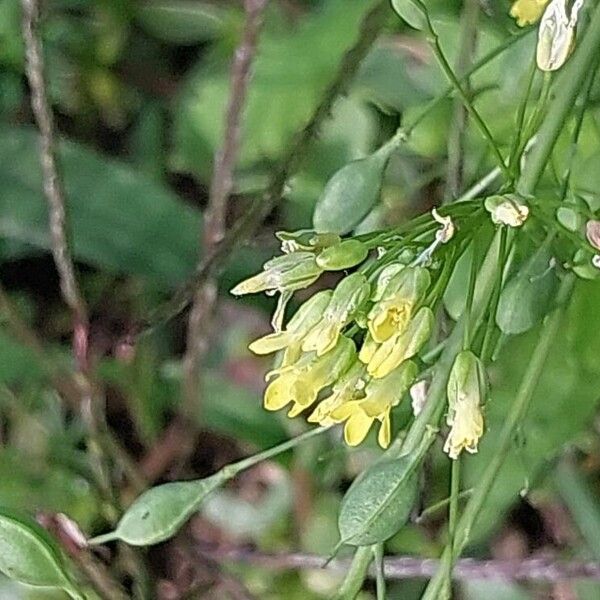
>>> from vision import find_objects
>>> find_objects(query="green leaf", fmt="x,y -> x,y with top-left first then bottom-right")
390,0 -> 426,30
173,0 -> 375,176
0,508 -> 82,599
313,147 -> 392,235
0,126 -> 200,285
90,473 -> 228,546
338,456 -> 419,546
137,1 -> 232,45
496,241 -> 560,335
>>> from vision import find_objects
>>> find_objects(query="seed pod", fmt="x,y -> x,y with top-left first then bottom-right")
0,509 -> 83,599
338,456 -> 419,546
89,473 -> 229,546
316,239 -> 369,271
313,145 -> 395,235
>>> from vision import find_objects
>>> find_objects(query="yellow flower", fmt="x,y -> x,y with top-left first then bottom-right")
312,361 -> 417,449
307,362 -> 367,425
443,351 -> 487,460
364,307 -> 434,378
263,337 -> 355,417
302,273 -> 370,356
249,290 -> 332,368
510,0 -> 549,27
367,267 -> 430,343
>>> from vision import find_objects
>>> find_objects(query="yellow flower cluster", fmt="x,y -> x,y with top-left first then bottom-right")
510,0 -> 549,26
235,253 -> 435,448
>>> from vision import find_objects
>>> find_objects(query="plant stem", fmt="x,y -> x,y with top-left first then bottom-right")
421,275 -> 575,598
445,0 -> 479,199
518,2 -> 600,196
407,0 -> 511,180
374,543 -> 386,600
334,546 -> 373,600
223,426 -> 332,478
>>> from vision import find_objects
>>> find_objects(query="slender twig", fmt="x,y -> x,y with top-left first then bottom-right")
139,0 -> 390,482
445,0 -> 479,199
182,0 -> 269,427
197,547 -> 600,583
129,0 -> 390,341
407,0 -> 510,180
21,0 -> 89,370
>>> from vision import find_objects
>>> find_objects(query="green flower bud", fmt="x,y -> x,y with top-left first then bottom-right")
276,230 -> 341,254
316,239 -> 369,271
231,252 -> 322,296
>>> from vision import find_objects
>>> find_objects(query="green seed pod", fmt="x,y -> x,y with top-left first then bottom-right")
0,509 -> 83,599
316,239 -> 369,271
89,473 -> 229,546
338,456 -> 419,546
313,145 -> 395,235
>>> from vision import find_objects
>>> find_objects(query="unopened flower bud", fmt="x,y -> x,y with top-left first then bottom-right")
316,239 -> 369,271
276,230 -> 341,254
231,252 -> 322,296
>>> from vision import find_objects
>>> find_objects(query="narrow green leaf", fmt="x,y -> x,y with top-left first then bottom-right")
313,148 -> 392,235
0,508 -> 82,599
496,242 -> 559,335
338,456 -> 419,546
89,473 -> 228,546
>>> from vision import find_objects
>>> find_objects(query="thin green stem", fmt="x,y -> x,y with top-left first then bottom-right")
508,59 -> 538,181
518,2 -> 600,196
225,426 -> 331,477
334,546 -> 373,600
480,226 -> 508,363
440,457 -> 461,598
416,488 -> 473,523
407,0 -> 511,180
405,29 -> 532,135
374,544 -> 386,600
463,235 -> 480,350
422,275 -> 576,599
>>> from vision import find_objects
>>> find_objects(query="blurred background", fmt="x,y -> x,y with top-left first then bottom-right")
1,0 -> 600,598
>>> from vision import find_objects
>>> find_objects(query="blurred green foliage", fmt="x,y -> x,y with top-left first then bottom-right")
1,0 -> 600,598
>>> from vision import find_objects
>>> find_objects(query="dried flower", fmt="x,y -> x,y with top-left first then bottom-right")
443,351 -> 486,460
536,0 -> 584,72
485,195 -> 530,227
